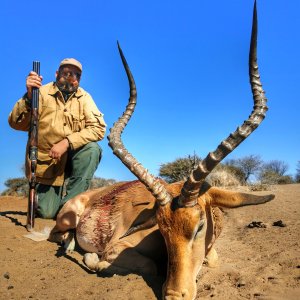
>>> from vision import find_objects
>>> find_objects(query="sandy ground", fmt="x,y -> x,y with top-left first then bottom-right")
0,184 -> 299,300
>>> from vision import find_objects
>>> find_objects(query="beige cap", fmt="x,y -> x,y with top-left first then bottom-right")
59,58 -> 82,72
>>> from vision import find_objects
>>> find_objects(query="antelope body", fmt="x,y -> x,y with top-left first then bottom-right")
48,2 -> 274,299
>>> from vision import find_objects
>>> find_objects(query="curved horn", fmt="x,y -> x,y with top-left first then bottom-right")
108,42 -> 173,206
178,0 -> 268,207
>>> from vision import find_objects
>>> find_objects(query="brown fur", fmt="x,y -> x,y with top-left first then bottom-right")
50,180 -> 273,300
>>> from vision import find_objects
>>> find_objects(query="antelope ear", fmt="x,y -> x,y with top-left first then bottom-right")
208,187 -> 275,208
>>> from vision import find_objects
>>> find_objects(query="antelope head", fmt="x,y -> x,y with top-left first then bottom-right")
108,1 -> 273,299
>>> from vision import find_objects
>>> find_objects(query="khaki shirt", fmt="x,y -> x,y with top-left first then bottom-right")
8,82 -> 106,186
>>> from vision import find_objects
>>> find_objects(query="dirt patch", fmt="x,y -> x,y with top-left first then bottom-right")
1,184 -> 299,299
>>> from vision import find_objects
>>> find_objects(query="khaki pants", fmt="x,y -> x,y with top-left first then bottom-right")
36,142 -> 102,219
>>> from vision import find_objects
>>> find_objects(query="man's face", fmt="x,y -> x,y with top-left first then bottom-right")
56,65 -> 81,93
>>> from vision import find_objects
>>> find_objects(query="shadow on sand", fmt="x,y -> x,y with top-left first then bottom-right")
1,210 -> 166,299
52,233 -> 166,300
0,210 -> 27,228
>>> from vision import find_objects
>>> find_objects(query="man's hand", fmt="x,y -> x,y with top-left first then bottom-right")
26,71 -> 43,99
49,139 -> 69,160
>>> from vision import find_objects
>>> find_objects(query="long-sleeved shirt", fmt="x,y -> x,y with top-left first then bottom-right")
8,82 -> 106,186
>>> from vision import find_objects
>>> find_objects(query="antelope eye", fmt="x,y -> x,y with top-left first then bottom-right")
197,219 -> 205,233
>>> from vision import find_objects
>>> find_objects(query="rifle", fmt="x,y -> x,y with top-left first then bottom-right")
26,61 -> 40,232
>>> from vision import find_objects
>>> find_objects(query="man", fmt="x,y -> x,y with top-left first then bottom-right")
9,58 -> 106,219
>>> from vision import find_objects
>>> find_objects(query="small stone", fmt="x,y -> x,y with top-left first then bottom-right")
247,221 -> 266,228
267,276 -> 280,284
204,284 -> 214,290
273,220 -> 286,227
237,280 -> 246,287
3,272 -> 10,279
254,292 -> 262,297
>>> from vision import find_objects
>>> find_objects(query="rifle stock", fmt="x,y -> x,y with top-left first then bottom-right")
26,61 -> 40,231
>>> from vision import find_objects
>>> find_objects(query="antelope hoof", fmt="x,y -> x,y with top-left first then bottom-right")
83,253 -> 99,271
62,232 -> 76,253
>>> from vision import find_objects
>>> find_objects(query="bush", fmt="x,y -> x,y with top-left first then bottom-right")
262,160 -> 289,176
159,154 -> 202,183
225,155 -> 262,183
207,164 -> 242,187
158,155 -> 243,187
1,177 -> 28,196
207,169 -> 241,187
259,170 -> 294,185
277,175 -> 294,185
295,161 -> 300,183
1,176 -> 117,197
89,177 -> 117,189
248,183 -> 271,191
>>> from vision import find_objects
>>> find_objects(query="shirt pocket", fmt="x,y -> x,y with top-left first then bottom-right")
69,113 -> 85,132
93,112 -> 107,127
35,151 -> 66,179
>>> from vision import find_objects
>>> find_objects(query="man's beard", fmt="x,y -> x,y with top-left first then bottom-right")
56,75 -> 78,93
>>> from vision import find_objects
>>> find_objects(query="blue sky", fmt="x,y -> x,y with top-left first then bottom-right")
0,0 -> 299,191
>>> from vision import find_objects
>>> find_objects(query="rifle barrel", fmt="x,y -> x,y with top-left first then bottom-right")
26,60 -> 40,231
32,61 -> 40,109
